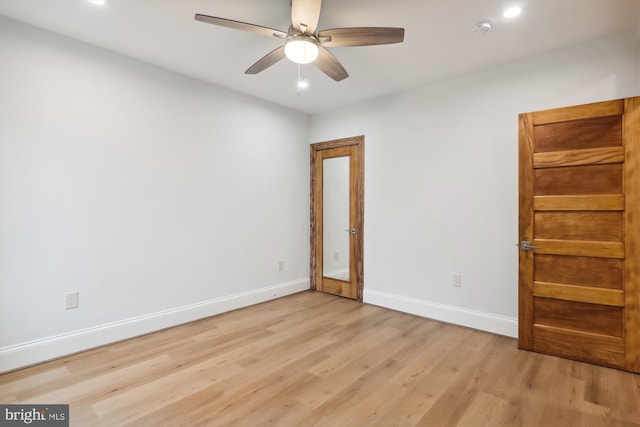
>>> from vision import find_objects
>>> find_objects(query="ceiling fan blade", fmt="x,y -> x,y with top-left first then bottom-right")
245,46 -> 287,75
314,46 -> 348,81
195,14 -> 287,38
318,27 -> 405,47
291,0 -> 322,34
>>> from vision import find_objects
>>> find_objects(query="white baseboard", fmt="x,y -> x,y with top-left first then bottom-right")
0,279 -> 309,373
364,288 -> 518,338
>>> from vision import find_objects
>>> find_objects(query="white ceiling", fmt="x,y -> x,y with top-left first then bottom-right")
0,0 -> 638,114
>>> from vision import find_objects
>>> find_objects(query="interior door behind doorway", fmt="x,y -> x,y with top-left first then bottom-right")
310,136 -> 364,301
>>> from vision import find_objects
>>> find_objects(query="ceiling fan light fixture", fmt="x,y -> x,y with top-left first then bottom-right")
285,36 -> 319,64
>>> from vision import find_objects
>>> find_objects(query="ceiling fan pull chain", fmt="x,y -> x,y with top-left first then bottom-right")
297,63 -> 309,96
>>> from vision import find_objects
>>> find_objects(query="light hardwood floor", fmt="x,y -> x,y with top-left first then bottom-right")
2,291 -> 639,426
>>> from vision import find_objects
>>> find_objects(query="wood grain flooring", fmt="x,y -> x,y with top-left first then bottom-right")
1,291 -> 639,426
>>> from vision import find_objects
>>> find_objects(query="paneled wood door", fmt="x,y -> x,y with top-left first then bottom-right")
518,97 -> 639,373
310,136 -> 364,301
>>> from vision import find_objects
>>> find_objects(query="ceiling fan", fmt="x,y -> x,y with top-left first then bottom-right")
195,0 -> 404,81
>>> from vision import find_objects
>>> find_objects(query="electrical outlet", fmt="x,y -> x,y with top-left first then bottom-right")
65,291 -> 79,309
334,251 -> 340,261
277,260 -> 284,271
452,274 -> 462,288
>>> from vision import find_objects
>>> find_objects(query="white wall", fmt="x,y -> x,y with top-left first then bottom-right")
1,16 -> 638,373
309,31 -> 640,337
0,17 -> 311,372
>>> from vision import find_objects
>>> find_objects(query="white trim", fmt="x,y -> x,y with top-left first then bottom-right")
0,279 -> 309,373
364,288 -> 518,338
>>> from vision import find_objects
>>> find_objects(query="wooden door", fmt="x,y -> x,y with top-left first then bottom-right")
310,136 -> 364,301
519,97 -> 639,373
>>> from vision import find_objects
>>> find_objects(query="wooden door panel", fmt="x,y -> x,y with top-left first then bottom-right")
321,277 -> 353,297
534,164 -> 622,195
533,282 -> 624,307
533,146 -> 624,168
534,255 -> 623,289
533,115 -> 621,152
533,195 -> 625,211
532,325 -> 625,368
534,297 -> 623,337
532,99 -> 623,124
519,97 -> 639,373
531,239 -> 624,258
534,212 -> 622,241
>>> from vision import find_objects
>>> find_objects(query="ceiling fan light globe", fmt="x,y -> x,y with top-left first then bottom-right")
285,37 -> 319,64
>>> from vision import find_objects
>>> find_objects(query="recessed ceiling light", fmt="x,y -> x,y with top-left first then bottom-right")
503,7 -> 522,18
87,0 -> 105,5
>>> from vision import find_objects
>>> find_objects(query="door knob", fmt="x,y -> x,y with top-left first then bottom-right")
344,228 -> 356,235
520,241 -> 539,251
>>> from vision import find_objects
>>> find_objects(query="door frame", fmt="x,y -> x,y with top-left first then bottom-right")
310,135 -> 364,301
